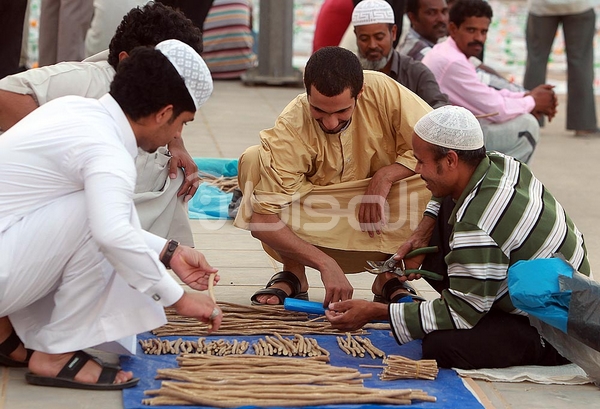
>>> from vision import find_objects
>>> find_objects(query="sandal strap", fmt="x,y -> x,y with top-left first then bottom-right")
265,271 -> 302,298
57,351 -> 93,380
0,329 -> 22,356
97,365 -> 119,385
251,287 -> 289,305
381,278 -> 402,303
381,278 -> 425,303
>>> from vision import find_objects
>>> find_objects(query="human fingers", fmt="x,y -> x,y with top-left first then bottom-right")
206,305 -> 223,333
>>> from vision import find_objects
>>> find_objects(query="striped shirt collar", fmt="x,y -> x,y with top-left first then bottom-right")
449,154 -> 491,224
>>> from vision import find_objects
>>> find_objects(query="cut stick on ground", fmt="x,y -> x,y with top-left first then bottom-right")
142,355 -> 436,407
380,355 -> 439,381
152,302 -> 379,336
337,333 -> 386,359
139,337 -> 250,356
197,171 -> 238,193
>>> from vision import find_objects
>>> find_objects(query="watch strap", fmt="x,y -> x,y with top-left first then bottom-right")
160,239 -> 179,269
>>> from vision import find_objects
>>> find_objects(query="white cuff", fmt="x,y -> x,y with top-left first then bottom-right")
144,274 -> 184,307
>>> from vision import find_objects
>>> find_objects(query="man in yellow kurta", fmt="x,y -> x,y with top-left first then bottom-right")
235,46 -> 432,306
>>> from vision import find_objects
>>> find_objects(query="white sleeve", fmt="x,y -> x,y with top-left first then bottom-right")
82,150 -> 183,307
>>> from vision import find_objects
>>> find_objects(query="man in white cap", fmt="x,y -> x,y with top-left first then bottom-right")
326,105 -> 590,369
352,0 -> 449,109
0,39 -> 219,389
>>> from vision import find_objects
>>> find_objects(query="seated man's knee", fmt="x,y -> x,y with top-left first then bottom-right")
422,331 -> 473,369
238,145 -> 260,194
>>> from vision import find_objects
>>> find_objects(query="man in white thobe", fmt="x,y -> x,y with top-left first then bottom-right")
0,40 -> 219,390
0,2 -> 203,246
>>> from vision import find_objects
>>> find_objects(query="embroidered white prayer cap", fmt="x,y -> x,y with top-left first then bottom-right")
155,39 -> 213,110
414,105 -> 484,150
352,0 -> 395,26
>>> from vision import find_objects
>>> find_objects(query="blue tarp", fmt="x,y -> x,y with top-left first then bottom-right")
121,330 -> 482,409
508,258 -> 573,333
188,158 -> 238,220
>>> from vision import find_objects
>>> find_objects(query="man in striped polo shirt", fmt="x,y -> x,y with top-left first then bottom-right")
326,106 -> 591,369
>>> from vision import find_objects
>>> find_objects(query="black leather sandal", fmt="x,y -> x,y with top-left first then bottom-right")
251,271 -> 309,305
25,350 -> 139,390
373,277 -> 426,304
0,329 -> 33,368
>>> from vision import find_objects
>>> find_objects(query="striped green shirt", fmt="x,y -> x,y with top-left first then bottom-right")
390,153 -> 590,344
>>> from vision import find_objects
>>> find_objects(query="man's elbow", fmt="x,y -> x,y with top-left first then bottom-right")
0,90 -> 38,131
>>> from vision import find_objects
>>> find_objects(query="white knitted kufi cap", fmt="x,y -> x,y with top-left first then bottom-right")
352,0 -> 394,26
414,105 -> 484,150
155,39 -> 213,110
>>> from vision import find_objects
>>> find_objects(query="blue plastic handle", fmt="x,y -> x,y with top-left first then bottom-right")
283,298 -> 326,315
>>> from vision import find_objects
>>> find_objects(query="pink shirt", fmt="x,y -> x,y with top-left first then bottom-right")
422,37 -> 535,123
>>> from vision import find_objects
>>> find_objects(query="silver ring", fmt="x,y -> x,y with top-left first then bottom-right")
209,307 -> 220,320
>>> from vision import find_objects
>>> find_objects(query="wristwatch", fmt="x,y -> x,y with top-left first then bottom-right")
160,239 -> 179,269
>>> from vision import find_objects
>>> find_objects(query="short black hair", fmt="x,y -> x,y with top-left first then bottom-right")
107,2 -> 203,69
110,46 -> 195,121
405,0 -> 420,15
449,0 -> 493,28
304,47 -> 363,99
431,144 -> 486,168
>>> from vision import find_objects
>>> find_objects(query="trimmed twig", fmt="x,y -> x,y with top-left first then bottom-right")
142,355 -> 436,407
380,355 -> 439,381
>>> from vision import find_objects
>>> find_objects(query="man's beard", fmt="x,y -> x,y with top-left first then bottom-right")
358,48 -> 393,71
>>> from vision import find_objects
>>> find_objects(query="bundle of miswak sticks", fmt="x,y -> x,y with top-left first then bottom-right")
252,333 -> 329,357
153,302 -> 389,337
379,355 -> 439,381
139,337 -> 250,356
197,171 -> 238,193
140,333 -> 329,357
142,355 -> 436,407
336,333 -> 386,359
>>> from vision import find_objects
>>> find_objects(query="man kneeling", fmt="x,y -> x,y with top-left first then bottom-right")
0,40 -> 221,389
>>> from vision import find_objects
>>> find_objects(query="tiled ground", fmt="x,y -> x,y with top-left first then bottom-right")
1,81 -> 599,409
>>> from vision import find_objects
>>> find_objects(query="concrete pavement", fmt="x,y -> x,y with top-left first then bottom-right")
1,80 -> 599,408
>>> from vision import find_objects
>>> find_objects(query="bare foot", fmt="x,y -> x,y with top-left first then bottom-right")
0,317 -> 28,363
28,351 -> 134,385
575,129 -> 600,137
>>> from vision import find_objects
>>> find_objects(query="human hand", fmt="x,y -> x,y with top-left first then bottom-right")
393,216 -> 435,270
169,246 -> 220,291
325,299 -> 388,331
320,262 -> 354,307
168,137 -> 200,202
529,84 -> 557,120
358,172 -> 393,238
172,292 -> 222,333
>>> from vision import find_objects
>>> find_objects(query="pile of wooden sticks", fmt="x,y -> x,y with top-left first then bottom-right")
253,333 -> 329,357
139,337 -> 250,356
336,333 -> 386,359
153,302 -> 387,336
142,355 -> 436,407
198,171 -> 238,193
379,355 -> 439,381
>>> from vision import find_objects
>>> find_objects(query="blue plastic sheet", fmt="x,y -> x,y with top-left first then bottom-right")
508,258 -> 574,333
121,330 -> 482,409
188,158 -> 238,220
